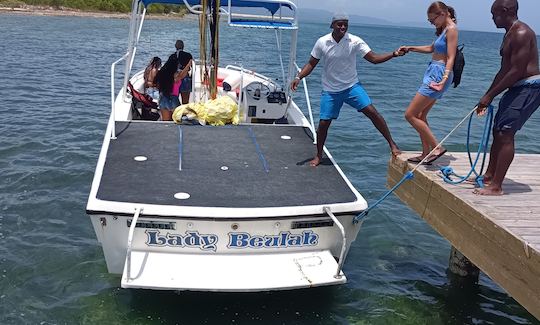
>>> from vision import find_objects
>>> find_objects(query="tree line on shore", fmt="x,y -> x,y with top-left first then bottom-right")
0,0 -> 188,14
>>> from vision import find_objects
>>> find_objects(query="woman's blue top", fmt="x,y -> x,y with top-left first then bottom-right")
433,29 -> 448,54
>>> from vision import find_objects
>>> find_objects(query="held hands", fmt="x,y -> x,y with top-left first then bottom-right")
393,48 -> 407,57
398,46 -> 410,54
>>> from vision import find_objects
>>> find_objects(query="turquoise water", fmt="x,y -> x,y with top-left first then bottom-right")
1,14 -> 540,324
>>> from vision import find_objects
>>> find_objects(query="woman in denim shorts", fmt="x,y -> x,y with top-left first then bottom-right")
398,1 -> 459,164
155,55 -> 189,121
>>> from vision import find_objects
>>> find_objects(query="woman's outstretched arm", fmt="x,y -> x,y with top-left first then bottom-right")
399,44 -> 434,54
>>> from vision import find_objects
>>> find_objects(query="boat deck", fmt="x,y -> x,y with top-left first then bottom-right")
96,121 -> 358,208
388,152 -> 540,320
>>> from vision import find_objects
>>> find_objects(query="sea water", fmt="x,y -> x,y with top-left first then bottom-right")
1,14 -> 539,324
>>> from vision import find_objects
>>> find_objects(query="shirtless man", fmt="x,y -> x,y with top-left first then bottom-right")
475,0 -> 540,195
291,13 -> 402,167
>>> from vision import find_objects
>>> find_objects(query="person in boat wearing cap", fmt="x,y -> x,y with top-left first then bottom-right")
473,0 -> 540,196
291,12 -> 404,167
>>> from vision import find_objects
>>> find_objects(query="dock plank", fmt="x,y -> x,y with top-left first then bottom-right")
388,152 -> 540,320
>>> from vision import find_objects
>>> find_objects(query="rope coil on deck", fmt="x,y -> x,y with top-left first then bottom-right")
353,105 -> 495,224
439,105 -> 494,187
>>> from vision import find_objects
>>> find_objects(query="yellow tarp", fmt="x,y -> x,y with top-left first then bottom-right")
172,96 -> 239,126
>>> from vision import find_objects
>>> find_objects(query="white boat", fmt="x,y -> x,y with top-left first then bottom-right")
86,0 -> 368,292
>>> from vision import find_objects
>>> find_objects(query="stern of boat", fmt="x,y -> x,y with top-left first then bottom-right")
89,208 -> 364,291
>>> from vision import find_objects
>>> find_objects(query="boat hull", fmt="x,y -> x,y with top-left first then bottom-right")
90,213 -> 363,276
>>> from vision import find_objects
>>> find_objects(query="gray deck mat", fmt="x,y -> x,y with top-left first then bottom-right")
96,122 -> 358,208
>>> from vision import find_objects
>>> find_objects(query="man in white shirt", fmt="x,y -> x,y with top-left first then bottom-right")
291,13 -> 403,166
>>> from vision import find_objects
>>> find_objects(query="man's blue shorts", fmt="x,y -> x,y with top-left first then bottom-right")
494,82 -> 540,133
320,82 -> 372,120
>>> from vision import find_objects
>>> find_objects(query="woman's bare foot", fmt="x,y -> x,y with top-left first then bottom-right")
473,185 -> 503,196
309,156 -> 321,167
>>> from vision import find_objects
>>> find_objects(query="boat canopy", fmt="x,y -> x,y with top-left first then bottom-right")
139,0 -> 297,30
140,0 -> 295,15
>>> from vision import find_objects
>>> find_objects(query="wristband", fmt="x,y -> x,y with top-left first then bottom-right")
392,51 -> 398,57
294,75 -> 302,81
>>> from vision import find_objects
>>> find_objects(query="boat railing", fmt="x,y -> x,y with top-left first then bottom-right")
238,65 -> 246,122
110,53 -> 130,140
275,29 -> 286,86
125,206 -> 143,282
324,207 -> 347,279
122,4 -> 146,103
294,62 -> 316,140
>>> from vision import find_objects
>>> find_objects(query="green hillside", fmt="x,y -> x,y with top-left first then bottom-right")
0,0 -> 188,14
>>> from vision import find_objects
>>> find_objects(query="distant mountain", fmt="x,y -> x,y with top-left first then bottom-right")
297,8 -> 420,28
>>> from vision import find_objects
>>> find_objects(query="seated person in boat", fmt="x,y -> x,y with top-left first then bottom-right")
143,56 -> 161,101
291,13 -> 404,167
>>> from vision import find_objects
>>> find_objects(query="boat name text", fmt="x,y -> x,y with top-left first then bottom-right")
146,230 -> 218,251
228,231 -> 319,249
145,230 -> 320,250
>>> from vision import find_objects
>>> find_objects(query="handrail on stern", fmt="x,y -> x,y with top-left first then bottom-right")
294,62 -> 316,142
324,206 -> 347,279
110,53 -> 129,140
125,206 -> 143,282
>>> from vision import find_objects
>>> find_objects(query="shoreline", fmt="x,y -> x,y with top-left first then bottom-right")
0,5 -> 189,20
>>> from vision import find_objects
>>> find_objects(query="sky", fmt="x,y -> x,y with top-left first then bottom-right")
296,0 -> 540,33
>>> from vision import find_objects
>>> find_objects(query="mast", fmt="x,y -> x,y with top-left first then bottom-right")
199,0 -> 219,100
209,0 -> 220,99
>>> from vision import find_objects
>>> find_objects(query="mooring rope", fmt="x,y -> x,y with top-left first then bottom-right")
353,105 -> 494,224
439,105 -> 494,187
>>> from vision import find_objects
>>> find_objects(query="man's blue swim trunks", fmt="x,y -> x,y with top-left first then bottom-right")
494,75 -> 540,132
319,82 -> 372,120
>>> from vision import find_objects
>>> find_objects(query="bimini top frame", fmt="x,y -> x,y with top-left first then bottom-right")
143,0 -> 297,28
117,0 -> 299,121
180,0 -> 297,30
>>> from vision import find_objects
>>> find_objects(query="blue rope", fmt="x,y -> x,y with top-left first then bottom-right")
439,105 -> 494,187
353,171 -> 414,224
352,105 -> 495,224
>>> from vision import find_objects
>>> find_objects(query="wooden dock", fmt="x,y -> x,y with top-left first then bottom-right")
387,152 -> 540,320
